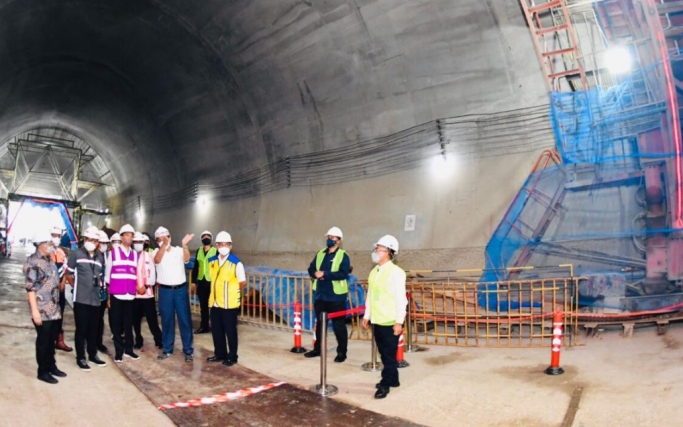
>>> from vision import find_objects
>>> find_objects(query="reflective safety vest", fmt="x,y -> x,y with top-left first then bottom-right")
367,261 -> 406,326
312,249 -> 348,295
208,253 -> 242,309
196,246 -> 217,281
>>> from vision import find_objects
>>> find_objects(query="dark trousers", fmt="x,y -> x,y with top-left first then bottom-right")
34,319 -> 59,376
313,299 -> 348,355
109,297 -> 134,358
196,279 -> 211,330
97,299 -> 107,348
133,297 -> 162,347
74,302 -> 100,360
56,290 -> 66,335
373,324 -> 400,387
158,284 -> 193,355
210,307 -> 239,361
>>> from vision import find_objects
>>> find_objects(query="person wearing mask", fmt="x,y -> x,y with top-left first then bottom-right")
154,227 -> 194,362
65,226 -> 108,371
110,233 -> 121,250
205,232 -> 246,366
105,224 -> 143,363
50,226 -> 73,353
305,227 -> 351,363
24,230 -> 67,384
362,235 -> 407,399
132,232 -> 162,350
96,230 -> 110,353
191,231 -> 216,334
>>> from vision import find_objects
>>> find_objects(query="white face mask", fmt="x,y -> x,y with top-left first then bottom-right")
51,237 -> 60,246
99,243 -> 108,252
218,247 -> 230,256
133,243 -> 144,252
84,242 -> 97,252
46,245 -> 55,254
112,243 -> 120,249
371,251 -> 381,264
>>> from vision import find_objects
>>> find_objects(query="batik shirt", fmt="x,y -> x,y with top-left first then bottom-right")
23,251 -> 61,321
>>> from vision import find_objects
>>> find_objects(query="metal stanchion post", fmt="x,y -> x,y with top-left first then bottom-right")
309,312 -> 338,396
361,325 -> 383,372
405,293 -> 426,353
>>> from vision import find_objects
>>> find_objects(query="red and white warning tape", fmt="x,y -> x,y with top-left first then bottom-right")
158,381 -> 287,410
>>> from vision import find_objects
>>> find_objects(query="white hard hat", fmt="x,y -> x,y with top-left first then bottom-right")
326,226 -> 343,240
200,230 -> 213,238
50,226 -> 62,235
33,230 -> 53,245
83,226 -> 101,240
215,231 -> 232,243
154,226 -> 170,239
143,234 -> 150,242
110,233 -> 121,242
119,224 -> 135,235
133,232 -> 145,242
98,230 -> 110,243
374,235 -> 399,253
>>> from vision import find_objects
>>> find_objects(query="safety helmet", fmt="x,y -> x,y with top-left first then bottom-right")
326,226 -> 343,240
374,235 -> 399,253
119,224 -> 135,235
33,230 -> 53,245
154,226 -> 170,239
110,233 -> 121,243
200,230 -> 212,238
50,226 -> 62,236
143,234 -> 150,242
82,226 -> 101,240
215,231 -> 232,243
98,230 -> 110,243
133,232 -> 145,242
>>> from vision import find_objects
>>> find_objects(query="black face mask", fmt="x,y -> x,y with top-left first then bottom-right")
143,243 -> 149,250
201,238 -> 212,245
326,238 -> 337,248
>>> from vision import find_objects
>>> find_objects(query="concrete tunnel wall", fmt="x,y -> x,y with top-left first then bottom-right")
0,0 -> 552,276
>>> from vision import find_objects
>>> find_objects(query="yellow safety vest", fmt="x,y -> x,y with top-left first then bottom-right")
196,247 -> 217,281
367,261 -> 406,326
312,248 -> 348,295
208,254 -> 242,309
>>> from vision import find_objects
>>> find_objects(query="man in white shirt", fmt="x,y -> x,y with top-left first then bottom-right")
153,226 -> 194,362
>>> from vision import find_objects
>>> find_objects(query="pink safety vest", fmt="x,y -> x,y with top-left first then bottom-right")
109,246 -> 138,296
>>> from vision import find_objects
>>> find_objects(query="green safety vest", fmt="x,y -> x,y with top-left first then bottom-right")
312,248 -> 348,295
196,246 -> 217,281
367,261 -> 406,326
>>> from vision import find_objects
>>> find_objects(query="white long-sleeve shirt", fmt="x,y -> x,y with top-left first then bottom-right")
363,262 -> 408,325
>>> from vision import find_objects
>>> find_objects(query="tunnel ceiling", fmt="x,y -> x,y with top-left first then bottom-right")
0,0 -> 545,213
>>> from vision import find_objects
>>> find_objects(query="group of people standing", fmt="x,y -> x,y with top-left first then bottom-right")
24,222 -> 406,400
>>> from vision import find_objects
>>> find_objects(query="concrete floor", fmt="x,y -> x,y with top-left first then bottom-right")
2,247 -> 683,426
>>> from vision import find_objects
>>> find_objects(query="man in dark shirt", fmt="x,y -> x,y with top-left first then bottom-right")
65,226 -> 108,371
24,230 -> 67,384
305,226 -> 351,363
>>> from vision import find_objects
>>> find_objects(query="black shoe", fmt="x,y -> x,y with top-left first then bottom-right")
376,382 -> 400,388
206,356 -> 224,363
155,343 -> 163,350
374,386 -> 390,399
334,354 -> 347,363
157,352 -> 172,360
77,359 -> 91,371
114,354 -> 123,364
89,356 -> 107,367
222,360 -> 235,367
37,373 -> 58,384
50,367 -> 67,378
134,343 -> 143,350
194,327 -> 210,334
97,345 -> 108,353
185,354 -> 193,362
304,350 -> 320,358
124,351 -> 140,360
